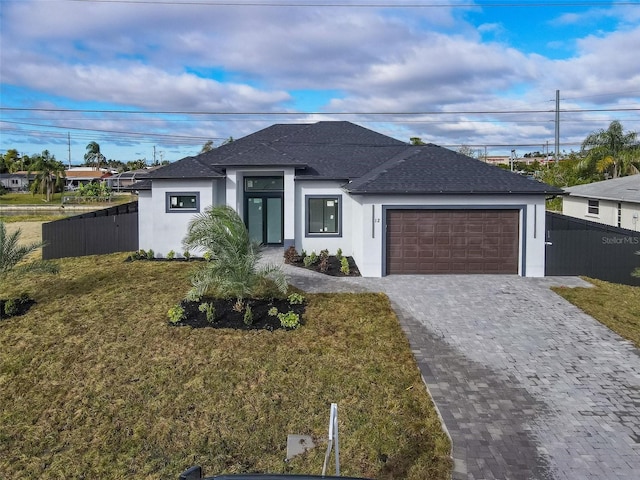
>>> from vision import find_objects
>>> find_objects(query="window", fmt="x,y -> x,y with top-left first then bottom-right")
244,176 -> 284,192
617,202 -> 622,227
307,195 -> 341,236
166,192 -> 200,213
588,199 -> 599,215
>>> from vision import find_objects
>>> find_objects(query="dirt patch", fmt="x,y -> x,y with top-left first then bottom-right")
4,222 -> 43,245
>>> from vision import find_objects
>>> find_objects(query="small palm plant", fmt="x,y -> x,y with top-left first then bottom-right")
182,206 -> 287,302
0,221 -> 59,291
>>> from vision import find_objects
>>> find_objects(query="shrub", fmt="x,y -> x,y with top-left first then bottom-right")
300,249 -> 307,259
182,205 -> 287,303
336,248 -> 343,260
167,304 -> 185,324
319,255 -> 329,273
268,306 -> 279,317
147,249 -> 154,259
340,256 -> 350,275
2,294 -> 32,318
284,246 -> 299,264
303,251 -> 317,267
320,249 -> 329,259
198,302 -> 216,323
203,251 -> 213,262
166,250 -> 175,260
287,292 -> 305,305
183,250 -> 191,261
243,305 -> 253,325
233,298 -> 244,312
3,299 -> 18,317
278,311 -> 300,329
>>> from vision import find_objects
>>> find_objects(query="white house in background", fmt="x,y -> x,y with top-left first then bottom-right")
0,171 -> 33,191
136,121 -> 562,277
64,167 -> 111,190
563,175 -> 640,231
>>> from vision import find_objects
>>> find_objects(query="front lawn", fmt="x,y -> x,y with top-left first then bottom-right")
0,254 -> 451,479
553,278 -> 640,348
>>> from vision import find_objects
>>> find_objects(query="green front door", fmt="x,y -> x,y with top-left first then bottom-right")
244,176 -> 284,245
246,196 -> 283,245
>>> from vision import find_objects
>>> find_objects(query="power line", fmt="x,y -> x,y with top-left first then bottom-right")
2,106 -> 638,115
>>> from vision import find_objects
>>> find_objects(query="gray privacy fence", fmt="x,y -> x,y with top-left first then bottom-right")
545,212 -> 640,286
42,202 -> 138,260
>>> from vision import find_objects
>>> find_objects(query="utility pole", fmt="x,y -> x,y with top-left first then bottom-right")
153,145 -> 156,165
67,132 -> 71,168
555,90 -> 560,163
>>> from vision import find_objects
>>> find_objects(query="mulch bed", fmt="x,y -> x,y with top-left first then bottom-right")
171,296 -> 305,331
287,255 -> 361,277
0,296 -> 36,320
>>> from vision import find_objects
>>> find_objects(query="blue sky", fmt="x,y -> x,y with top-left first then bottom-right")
1,0 -> 639,165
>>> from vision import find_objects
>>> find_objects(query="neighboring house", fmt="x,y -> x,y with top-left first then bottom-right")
563,175 -> 640,231
138,121 -> 562,277
65,168 -> 111,190
0,171 -> 33,191
107,167 -> 160,192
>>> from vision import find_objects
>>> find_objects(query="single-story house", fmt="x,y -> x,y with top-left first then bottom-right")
65,168 -> 111,190
0,171 -> 33,192
563,175 -> 640,231
138,121 -> 562,277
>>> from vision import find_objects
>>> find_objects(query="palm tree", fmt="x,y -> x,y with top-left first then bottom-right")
28,150 -> 66,202
182,205 -> 287,302
579,121 -> 639,179
0,221 -> 59,289
85,141 -> 106,170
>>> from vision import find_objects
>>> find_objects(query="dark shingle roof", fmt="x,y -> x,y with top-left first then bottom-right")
148,156 -> 224,179
346,145 -> 564,195
148,121 -> 561,195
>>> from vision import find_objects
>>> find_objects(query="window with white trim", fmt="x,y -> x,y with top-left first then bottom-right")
306,195 -> 341,236
588,199 -> 599,215
166,192 -> 200,213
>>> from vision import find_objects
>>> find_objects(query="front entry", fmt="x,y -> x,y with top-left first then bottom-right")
244,177 -> 284,245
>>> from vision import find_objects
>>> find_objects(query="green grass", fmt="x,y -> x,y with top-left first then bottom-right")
0,254 -> 451,479
0,192 -> 133,206
553,278 -> 640,348
0,214 -> 68,223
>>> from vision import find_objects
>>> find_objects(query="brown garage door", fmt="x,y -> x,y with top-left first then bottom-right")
386,209 -> 519,274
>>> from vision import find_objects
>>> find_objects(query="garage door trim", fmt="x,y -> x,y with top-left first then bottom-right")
382,204 -> 526,276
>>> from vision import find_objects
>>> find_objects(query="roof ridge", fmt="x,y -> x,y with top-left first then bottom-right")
345,146 -> 421,190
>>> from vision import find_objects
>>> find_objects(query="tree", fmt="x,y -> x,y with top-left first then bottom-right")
410,137 -> 425,145
85,142 -> 106,170
457,145 -> 476,158
28,150 -> 66,202
200,140 -> 214,153
182,205 -> 287,303
579,121 -> 639,179
0,220 -> 59,290
126,158 -> 147,171
1,149 -> 20,173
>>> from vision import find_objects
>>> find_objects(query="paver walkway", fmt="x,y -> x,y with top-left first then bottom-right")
262,249 -> 640,479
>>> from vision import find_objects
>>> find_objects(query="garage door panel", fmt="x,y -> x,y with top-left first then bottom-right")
387,209 -> 519,274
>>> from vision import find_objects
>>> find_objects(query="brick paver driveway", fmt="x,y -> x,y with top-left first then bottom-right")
277,257 -> 640,480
